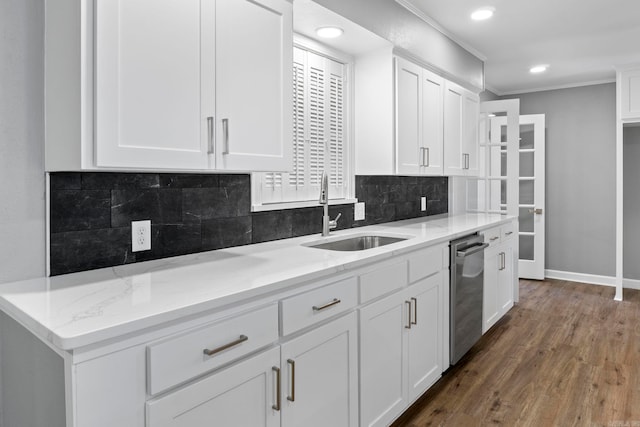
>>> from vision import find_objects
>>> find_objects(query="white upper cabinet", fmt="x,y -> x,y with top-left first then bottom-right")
620,68 -> 640,121
94,0 -> 213,170
357,51 -> 473,177
463,90 -> 480,175
444,81 -> 479,176
422,69 -> 445,175
45,0 -> 292,172
215,0 -> 293,171
395,58 -> 444,175
396,58 -> 423,175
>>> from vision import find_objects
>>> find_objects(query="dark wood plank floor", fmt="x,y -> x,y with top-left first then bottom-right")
392,279 -> 640,427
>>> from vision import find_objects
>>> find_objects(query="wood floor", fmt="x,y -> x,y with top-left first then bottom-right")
392,279 -> 640,427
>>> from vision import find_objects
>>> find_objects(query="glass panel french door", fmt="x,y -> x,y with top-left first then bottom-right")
492,115 -> 546,279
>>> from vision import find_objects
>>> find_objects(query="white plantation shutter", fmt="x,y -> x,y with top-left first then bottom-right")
291,54 -> 306,188
308,54 -> 326,194
257,46 -> 347,206
328,59 -> 345,198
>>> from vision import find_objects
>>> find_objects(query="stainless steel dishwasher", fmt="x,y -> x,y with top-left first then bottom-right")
450,234 -> 489,365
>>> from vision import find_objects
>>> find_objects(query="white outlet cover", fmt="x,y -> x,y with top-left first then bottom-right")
421,197 -> 427,211
131,220 -> 151,252
354,202 -> 365,221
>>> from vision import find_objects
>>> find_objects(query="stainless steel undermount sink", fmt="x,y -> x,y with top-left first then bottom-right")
304,234 -> 410,251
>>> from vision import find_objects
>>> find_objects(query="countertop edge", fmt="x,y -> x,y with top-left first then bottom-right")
0,214 -> 517,351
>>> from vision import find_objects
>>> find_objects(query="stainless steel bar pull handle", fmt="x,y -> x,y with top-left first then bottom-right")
207,117 -> 214,154
312,298 -> 341,312
420,147 -> 429,167
528,208 -> 543,215
505,231 -> 513,236
203,334 -> 248,356
272,366 -> 281,411
222,118 -> 229,155
456,242 -> 489,257
405,301 -> 412,329
287,359 -> 296,402
411,297 -> 417,325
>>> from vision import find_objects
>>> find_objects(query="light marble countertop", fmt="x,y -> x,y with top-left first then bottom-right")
0,213 -> 513,351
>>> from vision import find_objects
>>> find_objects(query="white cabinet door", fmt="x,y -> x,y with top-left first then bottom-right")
280,312 -> 358,427
406,272 -> 444,401
498,244 -> 514,315
94,0 -> 213,169
422,69 -> 445,175
215,0 -> 293,171
443,81 -> 464,176
146,347 -> 280,427
359,291 -> 408,427
483,244 -> 500,334
620,69 -> 640,120
396,57 -> 422,175
463,91 -> 480,175
444,82 -> 479,176
395,59 -> 444,176
483,240 -> 515,333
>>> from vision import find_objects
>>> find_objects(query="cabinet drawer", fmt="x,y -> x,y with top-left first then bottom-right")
408,244 -> 446,283
147,304 -> 279,395
482,226 -> 501,246
360,260 -> 408,303
501,221 -> 516,241
281,277 -> 357,336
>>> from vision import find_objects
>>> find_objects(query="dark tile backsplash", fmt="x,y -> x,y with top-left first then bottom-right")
49,173 -> 447,275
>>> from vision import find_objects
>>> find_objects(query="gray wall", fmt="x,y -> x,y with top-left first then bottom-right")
0,0 -> 45,284
314,0 -> 484,91
503,83 -> 616,277
623,127 -> 640,280
1,1 -> 46,423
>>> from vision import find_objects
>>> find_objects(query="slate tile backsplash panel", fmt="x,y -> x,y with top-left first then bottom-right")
49,173 -> 447,275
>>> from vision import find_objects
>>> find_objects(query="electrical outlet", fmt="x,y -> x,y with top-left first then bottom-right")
354,202 -> 365,221
421,197 -> 427,212
131,220 -> 151,252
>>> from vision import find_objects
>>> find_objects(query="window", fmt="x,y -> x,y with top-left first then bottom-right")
252,42 -> 352,210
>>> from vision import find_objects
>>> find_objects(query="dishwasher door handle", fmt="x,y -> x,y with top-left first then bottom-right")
456,242 -> 489,258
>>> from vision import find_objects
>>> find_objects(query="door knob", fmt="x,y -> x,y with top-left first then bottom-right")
528,208 -> 543,215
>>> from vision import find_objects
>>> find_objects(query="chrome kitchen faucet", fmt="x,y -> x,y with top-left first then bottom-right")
319,171 -> 341,236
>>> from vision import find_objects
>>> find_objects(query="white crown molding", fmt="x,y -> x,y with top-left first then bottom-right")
395,0 -> 487,61
483,84 -> 500,97
614,63 -> 640,72
496,78 -> 616,96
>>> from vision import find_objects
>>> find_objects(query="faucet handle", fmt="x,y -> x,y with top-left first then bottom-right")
329,212 -> 342,230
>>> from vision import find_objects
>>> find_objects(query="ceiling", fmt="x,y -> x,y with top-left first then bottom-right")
293,0 -> 391,56
397,0 -> 640,95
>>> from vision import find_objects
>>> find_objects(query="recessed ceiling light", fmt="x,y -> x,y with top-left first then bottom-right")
530,65 -> 548,74
471,7 -> 495,21
316,26 -> 344,39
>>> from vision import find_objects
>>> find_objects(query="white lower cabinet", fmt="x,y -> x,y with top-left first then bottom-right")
359,289 -> 407,427
147,347 -> 281,427
147,311 -> 358,427
281,312 -> 359,427
359,271 -> 446,427
483,238 -> 515,333
3,241 -> 466,427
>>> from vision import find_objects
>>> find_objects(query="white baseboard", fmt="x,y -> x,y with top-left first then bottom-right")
543,269 -> 640,290
623,278 -> 640,290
